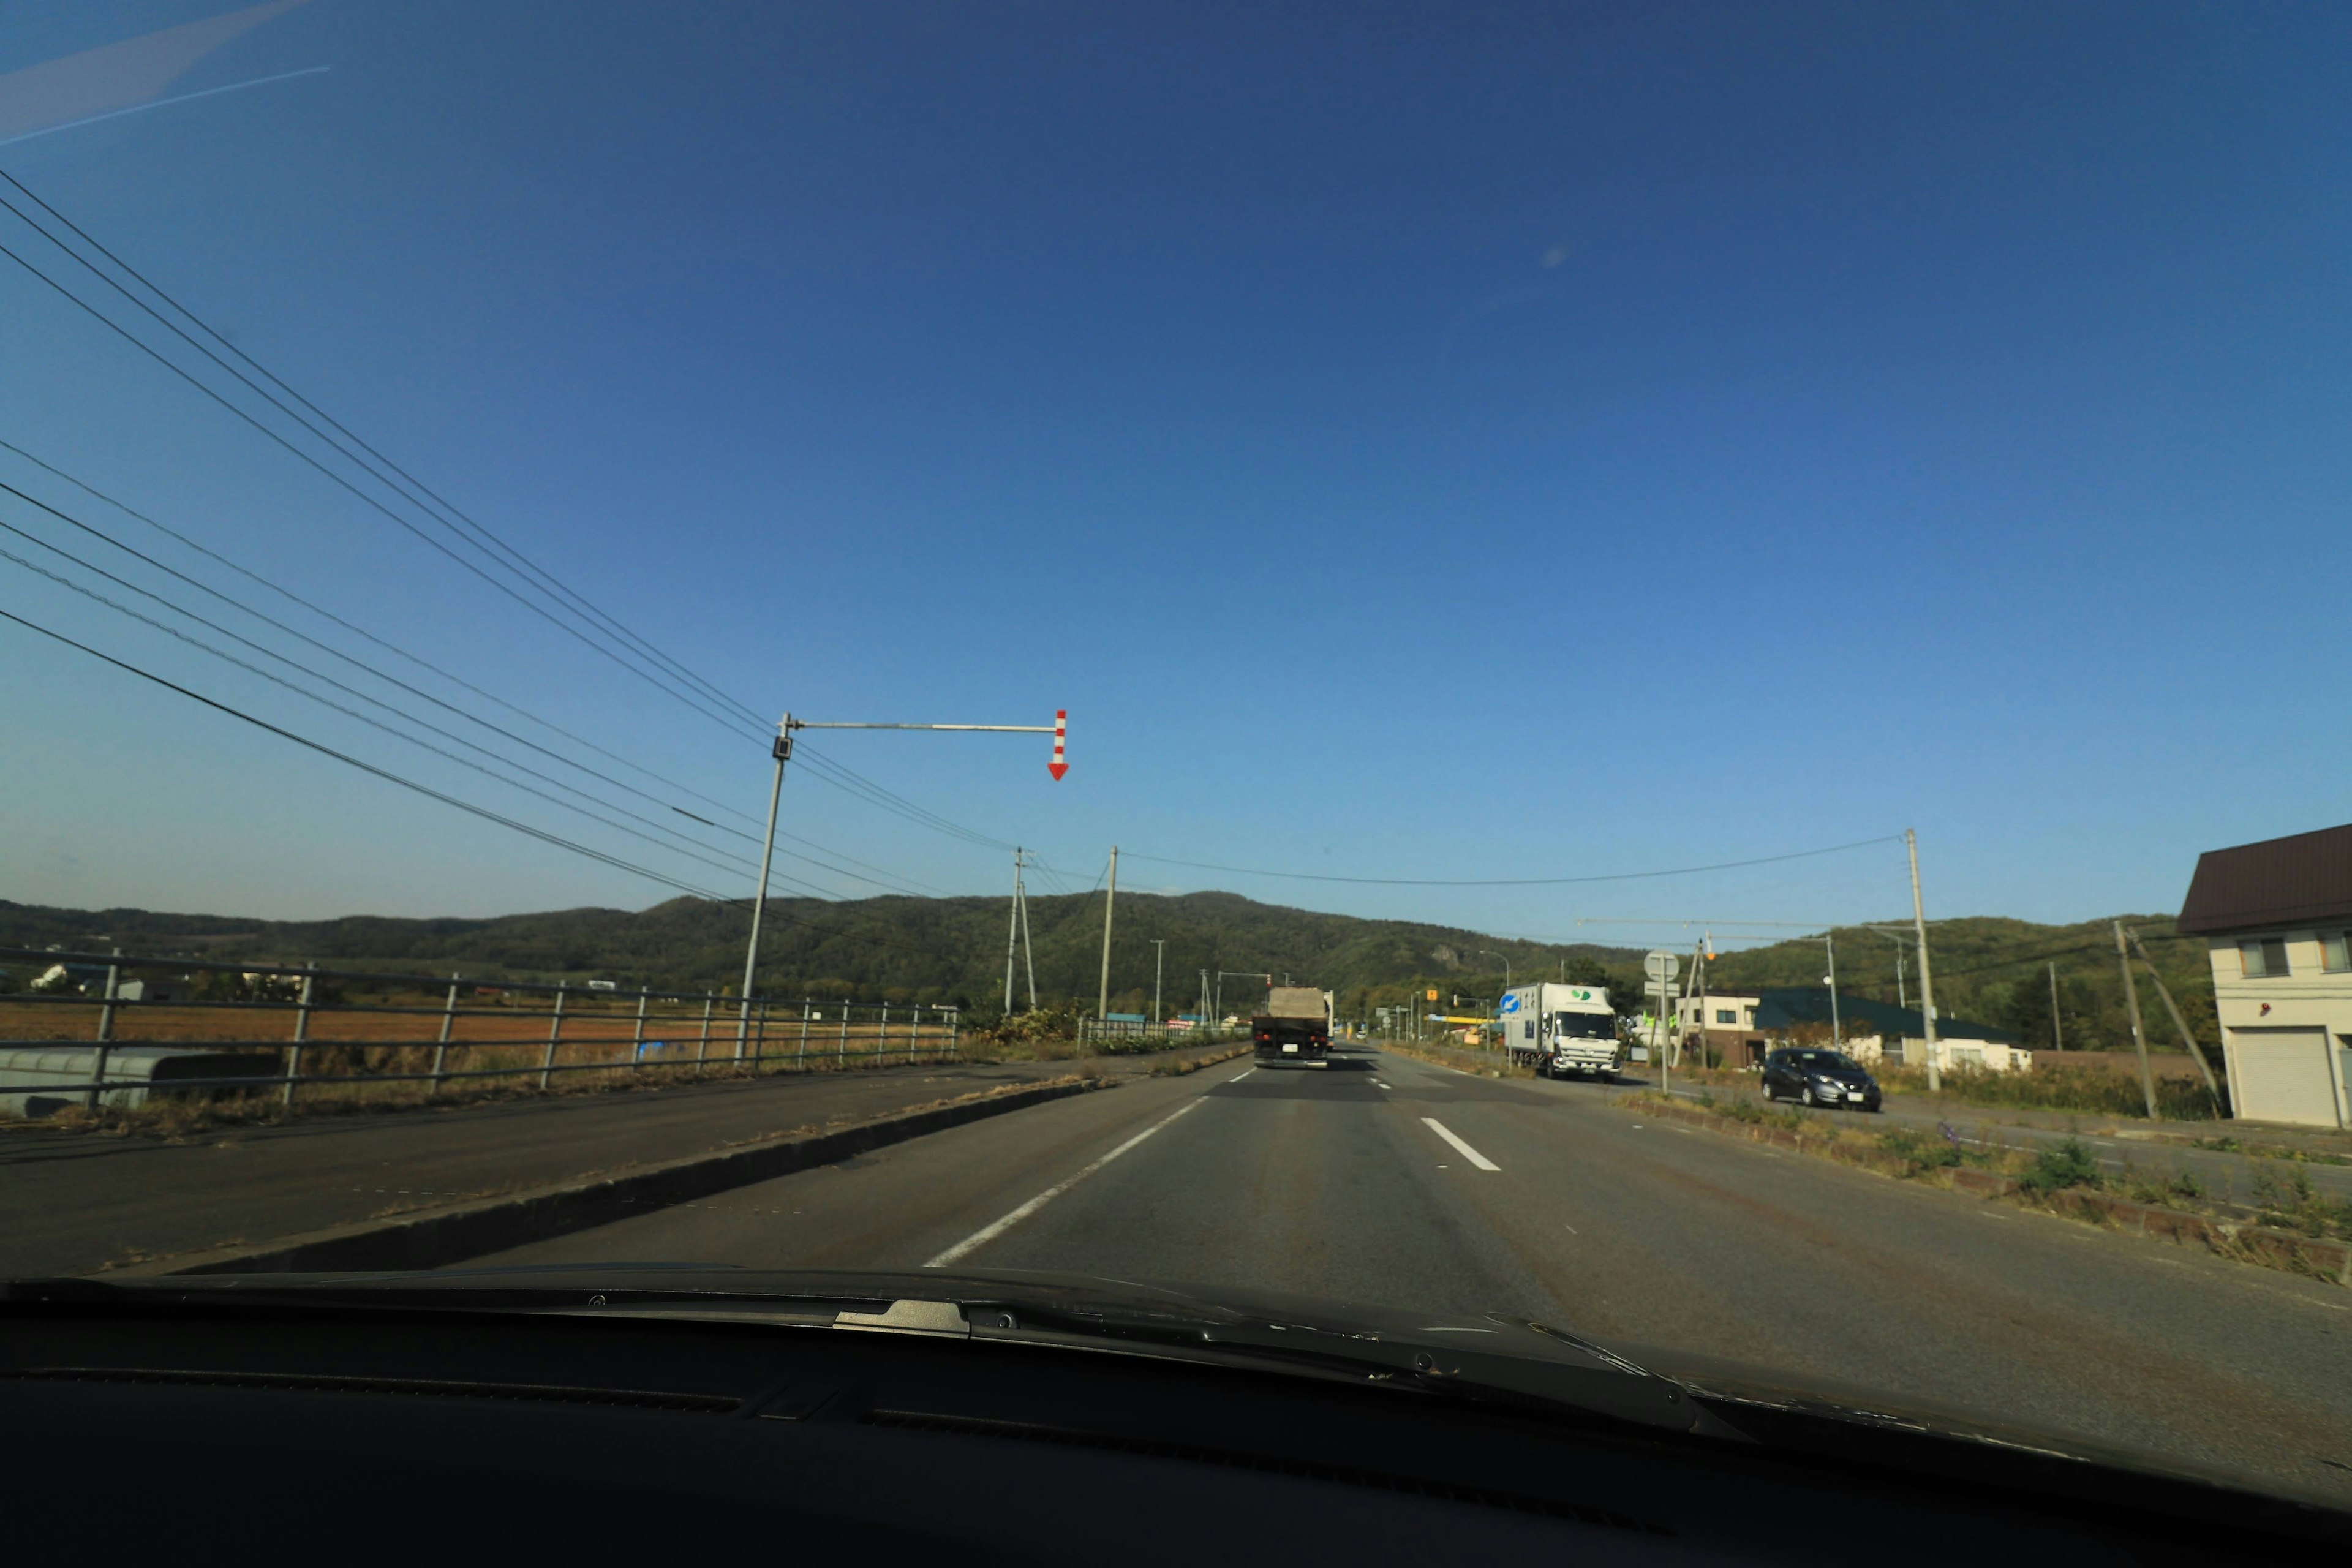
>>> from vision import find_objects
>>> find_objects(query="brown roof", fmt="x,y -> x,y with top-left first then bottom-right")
2176,823 -> 2352,936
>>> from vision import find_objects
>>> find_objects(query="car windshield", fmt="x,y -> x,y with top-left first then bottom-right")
3,0 -> 2346,1519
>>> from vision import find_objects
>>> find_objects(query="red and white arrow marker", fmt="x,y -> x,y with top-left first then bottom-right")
1048,710 -> 1068,780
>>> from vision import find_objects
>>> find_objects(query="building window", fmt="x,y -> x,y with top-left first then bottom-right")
1714,1008 -> 1736,1024
2240,938 -> 2290,978
2324,932 -> 2351,974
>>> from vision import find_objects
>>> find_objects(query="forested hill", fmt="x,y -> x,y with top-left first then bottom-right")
0,893 -> 1639,1020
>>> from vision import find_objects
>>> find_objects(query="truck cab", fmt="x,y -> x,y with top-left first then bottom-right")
1500,983 -> 1623,1081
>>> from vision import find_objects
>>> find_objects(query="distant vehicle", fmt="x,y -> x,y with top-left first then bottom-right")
1253,986 -> 1332,1065
1761,1047 -> 1882,1110
1500,983 -> 1623,1080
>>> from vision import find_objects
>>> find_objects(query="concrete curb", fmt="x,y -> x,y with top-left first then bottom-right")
124,1077 -> 1101,1278
1627,1096 -> 2351,1286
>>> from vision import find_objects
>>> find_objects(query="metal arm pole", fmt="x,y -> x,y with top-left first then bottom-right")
738,723 -> 791,1055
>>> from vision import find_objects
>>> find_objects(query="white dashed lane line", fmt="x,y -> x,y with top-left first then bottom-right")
1420,1117 -> 1501,1172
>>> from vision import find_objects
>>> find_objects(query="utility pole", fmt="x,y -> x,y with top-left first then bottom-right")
1825,930 -> 1841,1052
1697,935 -> 1710,1068
2114,919 -> 2161,1121
737,724 -> 792,1054
1150,938 -> 1166,1022
1908,829 -> 1942,1093
1001,848 -> 1038,1014
2124,926 -> 2226,1114
1096,846 -> 1119,1023
2048,962 -> 2063,1052
1003,846 -> 1023,1014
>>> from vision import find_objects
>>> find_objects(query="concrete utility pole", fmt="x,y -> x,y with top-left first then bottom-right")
1003,847 -> 1023,1014
1001,848 -> 1038,1014
1824,931 -> 1841,1052
1907,829 -> 1942,1092
1096,846 -> 1119,1023
2114,919 -> 2162,1121
2048,962 -> 2063,1052
1150,938 -> 1166,1022
2123,925 -> 2226,1114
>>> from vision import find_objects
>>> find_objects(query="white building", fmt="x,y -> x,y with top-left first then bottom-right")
2177,823 -> 2352,1129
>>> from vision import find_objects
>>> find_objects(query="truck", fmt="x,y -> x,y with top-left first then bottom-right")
1498,982 -> 1623,1080
1253,986 -> 1333,1066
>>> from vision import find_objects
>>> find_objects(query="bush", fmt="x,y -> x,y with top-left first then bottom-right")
2016,1137 -> 2102,1194
1879,1125 -> 1964,1178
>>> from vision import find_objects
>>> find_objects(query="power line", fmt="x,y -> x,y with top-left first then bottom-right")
0,169 -> 771,730
0,174 -> 1041,872
0,604 -> 1025,970
0,434 -> 769,831
0,533 -> 823,895
1120,834 -> 1908,888
0,603 -> 749,902
0,441 -> 952,895
0,225 -> 762,741
0,528 -> 927,902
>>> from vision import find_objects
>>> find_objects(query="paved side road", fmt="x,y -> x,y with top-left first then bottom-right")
0,1051 -> 1229,1277
470,1046 -> 2352,1509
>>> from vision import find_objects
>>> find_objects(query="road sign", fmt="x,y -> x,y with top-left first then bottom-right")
1643,949 -> 1680,984
1643,980 -> 1676,997
1048,710 -> 1068,780
1425,988 -> 1439,1001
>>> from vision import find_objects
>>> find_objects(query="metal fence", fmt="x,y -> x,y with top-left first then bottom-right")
0,945 -> 962,1117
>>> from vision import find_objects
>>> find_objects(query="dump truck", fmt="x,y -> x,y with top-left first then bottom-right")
1253,986 -> 1333,1066
1499,982 -> 1623,1080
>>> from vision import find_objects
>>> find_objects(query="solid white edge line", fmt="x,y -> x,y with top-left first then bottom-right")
1420,1117 -> 1501,1172
1231,1067 -> 1256,1081
924,1098 -> 1206,1268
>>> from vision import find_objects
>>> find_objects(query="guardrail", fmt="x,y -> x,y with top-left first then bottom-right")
1076,1017 -> 1240,1050
0,945 -> 960,1117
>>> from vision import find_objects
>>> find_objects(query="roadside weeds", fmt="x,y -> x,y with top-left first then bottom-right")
1619,1090 -> 2352,1289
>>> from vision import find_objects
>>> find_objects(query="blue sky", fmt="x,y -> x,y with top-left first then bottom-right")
1,1 -> 2346,944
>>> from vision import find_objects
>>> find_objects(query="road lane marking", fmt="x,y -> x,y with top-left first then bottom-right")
1230,1068 -> 1256,1082
924,1099 -> 1207,1268
1420,1117 -> 1500,1172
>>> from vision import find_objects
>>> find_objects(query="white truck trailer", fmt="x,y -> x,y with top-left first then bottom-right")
1499,982 -> 1623,1080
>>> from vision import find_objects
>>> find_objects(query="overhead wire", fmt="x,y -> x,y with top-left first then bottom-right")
0,167 -> 773,732
0,221 -> 763,741
0,442 -> 954,895
1120,835 -> 1908,888
0,434 -> 769,831
0,603 -> 1022,967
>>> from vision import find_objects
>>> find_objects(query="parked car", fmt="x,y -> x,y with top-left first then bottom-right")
1761,1047 -> 1882,1111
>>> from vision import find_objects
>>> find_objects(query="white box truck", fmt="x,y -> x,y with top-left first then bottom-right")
1499,982 -> 1623,1080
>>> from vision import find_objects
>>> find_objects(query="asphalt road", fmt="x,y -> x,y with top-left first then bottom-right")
469,1044 -> 2352,1506
0,1055 -> 1159,1277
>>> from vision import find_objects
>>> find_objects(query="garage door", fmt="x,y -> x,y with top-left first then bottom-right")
2228,1027 -> 2340,1128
